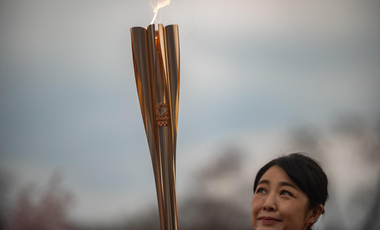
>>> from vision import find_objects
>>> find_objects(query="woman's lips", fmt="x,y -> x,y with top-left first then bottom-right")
258,216 -> 281,223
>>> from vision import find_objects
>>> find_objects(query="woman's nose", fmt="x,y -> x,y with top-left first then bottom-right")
262,194 -> 277,211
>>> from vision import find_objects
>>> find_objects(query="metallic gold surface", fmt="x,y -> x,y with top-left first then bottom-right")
131,24 -> 180,230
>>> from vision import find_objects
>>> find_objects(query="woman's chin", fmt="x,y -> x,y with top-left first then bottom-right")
254,223 -> 282,230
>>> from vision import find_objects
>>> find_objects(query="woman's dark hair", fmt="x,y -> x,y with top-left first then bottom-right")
253,153 -> 328,229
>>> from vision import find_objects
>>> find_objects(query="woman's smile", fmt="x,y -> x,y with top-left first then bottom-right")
258,216 -> 282,224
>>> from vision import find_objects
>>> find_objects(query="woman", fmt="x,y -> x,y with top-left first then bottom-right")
251,153 -> 328,230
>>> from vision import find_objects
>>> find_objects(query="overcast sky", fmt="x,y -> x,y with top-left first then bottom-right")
0,0 -> 379,226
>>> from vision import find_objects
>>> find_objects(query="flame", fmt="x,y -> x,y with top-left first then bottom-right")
150,0 -> 171,24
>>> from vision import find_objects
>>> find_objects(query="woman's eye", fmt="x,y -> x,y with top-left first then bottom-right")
280,190 -> 293,196
256,188 -> 267,194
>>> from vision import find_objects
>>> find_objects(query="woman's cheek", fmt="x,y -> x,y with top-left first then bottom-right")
251,196 -> 264,215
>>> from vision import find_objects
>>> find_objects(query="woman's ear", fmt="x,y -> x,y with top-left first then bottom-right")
307,204 -> 324,224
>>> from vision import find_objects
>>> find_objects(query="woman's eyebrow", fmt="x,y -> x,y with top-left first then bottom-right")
258,179 -> 270,185
278,181 -> 298,191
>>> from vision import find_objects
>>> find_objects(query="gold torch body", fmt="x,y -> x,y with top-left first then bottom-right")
130,24 -> 180,230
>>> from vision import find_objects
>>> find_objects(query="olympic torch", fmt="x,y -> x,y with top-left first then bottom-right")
130,23 -> 180,230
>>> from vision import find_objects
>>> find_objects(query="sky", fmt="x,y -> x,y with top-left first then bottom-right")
0,0 -> 380,227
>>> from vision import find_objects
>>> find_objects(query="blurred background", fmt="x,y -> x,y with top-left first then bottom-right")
1,0 -> 379,229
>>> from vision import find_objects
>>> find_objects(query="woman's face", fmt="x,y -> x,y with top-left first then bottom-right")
251,165 -> 316,230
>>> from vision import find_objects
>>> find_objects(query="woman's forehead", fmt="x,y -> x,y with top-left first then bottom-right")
259,165 -> 295,185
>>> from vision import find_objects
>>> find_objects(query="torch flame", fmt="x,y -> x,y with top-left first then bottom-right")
150,0 -> 171,24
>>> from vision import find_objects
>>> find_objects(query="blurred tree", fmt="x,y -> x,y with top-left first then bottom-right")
333,114 -> 380,230
358,117 -> 380,230
5,174 -> 73,230
179,198 -> 251,230
0,171 -> 8,230
178,147 -> 252,230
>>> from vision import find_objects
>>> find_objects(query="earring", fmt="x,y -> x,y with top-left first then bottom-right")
308,223 -> 314,227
